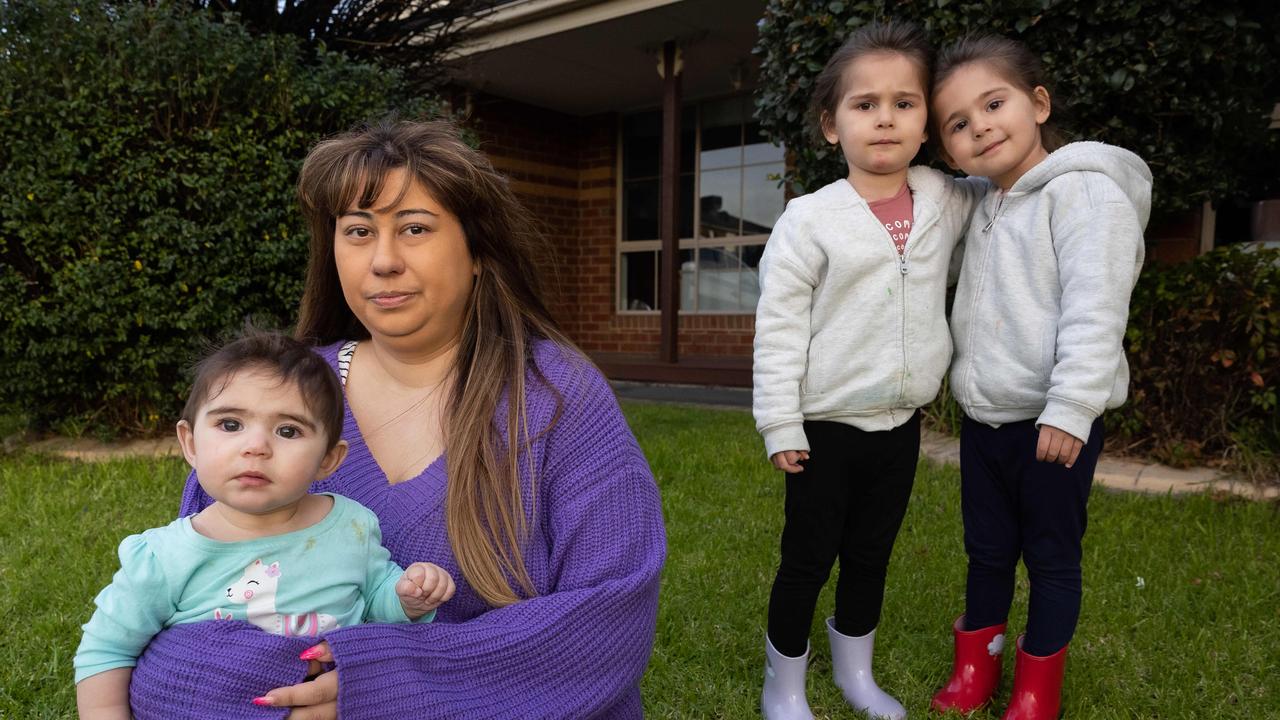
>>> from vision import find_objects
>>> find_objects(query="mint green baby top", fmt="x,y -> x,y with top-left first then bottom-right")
75,494 -> 430,682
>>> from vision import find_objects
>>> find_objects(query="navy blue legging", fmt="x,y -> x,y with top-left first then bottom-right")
960,415 -> 1104,657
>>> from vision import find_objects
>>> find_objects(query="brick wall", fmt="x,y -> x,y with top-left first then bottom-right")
466,94 -> 756,361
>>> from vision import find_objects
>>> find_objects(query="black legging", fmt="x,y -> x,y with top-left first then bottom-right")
766,413 -> 920,658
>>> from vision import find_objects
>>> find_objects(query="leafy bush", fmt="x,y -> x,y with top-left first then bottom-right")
0,1 -> 433,434
752,0 -> 1280,219
1115,246 -> 1279,478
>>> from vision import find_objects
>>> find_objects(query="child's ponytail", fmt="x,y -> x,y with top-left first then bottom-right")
809,21 -> 933,146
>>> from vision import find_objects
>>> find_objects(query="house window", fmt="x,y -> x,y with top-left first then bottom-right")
618,95 -> 785,313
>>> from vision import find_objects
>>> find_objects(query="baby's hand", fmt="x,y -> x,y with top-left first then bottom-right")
396,562 -> 456,619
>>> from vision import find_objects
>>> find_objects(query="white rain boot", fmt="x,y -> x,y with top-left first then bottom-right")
826,617 -> 906,720
761,635 -> 815,720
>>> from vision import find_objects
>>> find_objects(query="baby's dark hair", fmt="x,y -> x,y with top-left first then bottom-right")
180,328 -> 344,449
934,33 -> 1066,151
809,20 -> 933,144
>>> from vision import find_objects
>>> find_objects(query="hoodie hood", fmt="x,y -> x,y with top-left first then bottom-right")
1010,141 -> 1153,229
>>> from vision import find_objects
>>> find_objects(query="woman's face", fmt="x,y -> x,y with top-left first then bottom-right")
334,168 -> 477,355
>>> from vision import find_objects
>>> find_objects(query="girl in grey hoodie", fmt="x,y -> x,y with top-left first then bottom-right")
928,34 -> 1150,720
753,21 -> 983,720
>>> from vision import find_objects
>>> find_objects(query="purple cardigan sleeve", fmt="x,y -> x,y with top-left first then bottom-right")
324,365 -> 666,718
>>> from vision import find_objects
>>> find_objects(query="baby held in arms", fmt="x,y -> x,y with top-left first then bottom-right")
74,329 -> 455,720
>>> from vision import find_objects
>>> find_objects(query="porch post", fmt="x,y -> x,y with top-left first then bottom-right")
659,39 -> 681,364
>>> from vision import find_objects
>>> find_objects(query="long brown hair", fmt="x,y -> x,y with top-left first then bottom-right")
295,119 -> 573,606
933,34 -> 1067,151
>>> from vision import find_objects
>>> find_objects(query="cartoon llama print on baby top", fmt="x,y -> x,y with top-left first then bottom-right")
215,559 -> 338,636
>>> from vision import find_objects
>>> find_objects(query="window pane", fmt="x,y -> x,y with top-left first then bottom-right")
702,96 -> 747,128
701,97 -> 744,171
638,175 -> 693,239
744,122 -> 786,165
677,248 -> 697,311
741,162 -> 785,235
622,112 -> 660,179
681,112 -> 696,173
700,127 -> 742,170
623,179 -> 658,241
691,245 -> 763,312
680,174 -> 694,238
623,108 -> 696,177
740,243 -> 763,311
621,251 -> 656,311
699,167 -> 742,238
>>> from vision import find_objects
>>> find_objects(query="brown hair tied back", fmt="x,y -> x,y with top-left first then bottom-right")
809,20 -> 933,146
933,34 -> 1067,152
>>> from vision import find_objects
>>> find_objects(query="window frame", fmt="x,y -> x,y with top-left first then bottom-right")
615,96 -> 782,316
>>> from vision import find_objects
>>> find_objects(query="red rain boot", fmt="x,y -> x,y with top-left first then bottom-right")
931,616 -> 1007,713
1000,636 -> 1067,720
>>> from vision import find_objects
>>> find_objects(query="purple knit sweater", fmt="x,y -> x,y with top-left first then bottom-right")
128,340 -> 666,719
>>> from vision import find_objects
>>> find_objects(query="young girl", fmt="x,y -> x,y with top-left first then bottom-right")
927,35 -> 1149,720
75,331 -> 455,720
753,22 -> 983,720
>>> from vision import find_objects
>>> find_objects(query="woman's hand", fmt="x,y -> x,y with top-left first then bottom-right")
252,642 -> 338,719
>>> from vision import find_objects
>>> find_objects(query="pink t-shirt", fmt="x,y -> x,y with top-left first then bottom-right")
868,183 -> 913,255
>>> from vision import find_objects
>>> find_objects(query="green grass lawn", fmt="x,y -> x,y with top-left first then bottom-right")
2,402 -> 1277,718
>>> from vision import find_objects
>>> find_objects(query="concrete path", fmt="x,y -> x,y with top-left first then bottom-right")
18,381 -> 1275,502
614,382 -> 1278,502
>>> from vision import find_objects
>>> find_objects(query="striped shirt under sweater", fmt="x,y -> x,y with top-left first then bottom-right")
128,340 -> 666,719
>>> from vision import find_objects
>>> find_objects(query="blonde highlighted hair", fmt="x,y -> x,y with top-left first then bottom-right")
295,119 -> 572,606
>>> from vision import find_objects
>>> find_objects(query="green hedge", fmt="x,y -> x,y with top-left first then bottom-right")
0,1 -> 434,434
752,0 -> 1280,219
1115,246 -> 1279,477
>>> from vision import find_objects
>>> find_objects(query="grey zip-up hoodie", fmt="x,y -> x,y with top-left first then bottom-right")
754,167 -> 984,457
949,141 -> 1150,443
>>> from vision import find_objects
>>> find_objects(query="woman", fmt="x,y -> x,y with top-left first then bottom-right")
127,120 -> 667,719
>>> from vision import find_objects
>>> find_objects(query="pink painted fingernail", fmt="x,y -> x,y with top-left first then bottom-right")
251,696 -> 274,706
299,646 -> 324,661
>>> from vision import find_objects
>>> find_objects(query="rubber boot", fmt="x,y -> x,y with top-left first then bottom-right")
1000,636 -> 1067,720
762,635 -> 815,720
826,618 -> 906,719
931,615 -> 1007,713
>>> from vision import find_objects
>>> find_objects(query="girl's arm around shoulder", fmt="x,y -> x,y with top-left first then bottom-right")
909,165 -> 989,213
906,166 -> 990,285
319,345 -> 666,718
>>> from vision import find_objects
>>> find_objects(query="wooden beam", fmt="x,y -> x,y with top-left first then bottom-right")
659,40 -> 682,364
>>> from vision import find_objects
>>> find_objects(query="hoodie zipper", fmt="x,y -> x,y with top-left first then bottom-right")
961,192 -> 1005,411
893,214 -> 936,409
982,191 -> 1007,233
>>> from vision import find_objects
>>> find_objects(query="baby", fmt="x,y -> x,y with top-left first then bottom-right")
74,329 -> 455,719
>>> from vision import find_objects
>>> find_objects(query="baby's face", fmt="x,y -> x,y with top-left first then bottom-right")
179,369 -> 339,516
